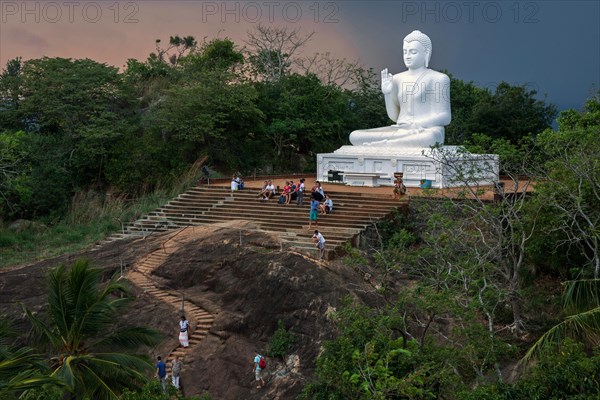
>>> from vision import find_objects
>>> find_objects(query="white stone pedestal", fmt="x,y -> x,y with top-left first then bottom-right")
317,146 -> 499,188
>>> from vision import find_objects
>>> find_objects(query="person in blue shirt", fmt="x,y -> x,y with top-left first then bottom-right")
156,356 -> 167,393
253,351 -> 265,389
308,195 -> 320,229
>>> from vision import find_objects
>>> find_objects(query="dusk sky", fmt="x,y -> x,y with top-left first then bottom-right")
1,1 -> 598,113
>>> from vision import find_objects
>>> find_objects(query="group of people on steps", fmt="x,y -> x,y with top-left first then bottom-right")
155,315 -> 189,393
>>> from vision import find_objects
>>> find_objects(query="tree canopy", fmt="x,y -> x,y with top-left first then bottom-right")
0,31 -> 561,221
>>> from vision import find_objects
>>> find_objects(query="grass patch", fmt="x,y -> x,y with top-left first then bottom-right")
0,167 -> 202,269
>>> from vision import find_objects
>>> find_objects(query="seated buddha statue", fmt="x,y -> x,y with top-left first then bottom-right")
349,30 -> 451,148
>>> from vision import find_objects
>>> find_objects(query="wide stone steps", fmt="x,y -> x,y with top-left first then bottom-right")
159,199 -> 393,212
131,211 -> 384,229
96,184 -> 406,260
191,204 -> 392,217
158,203 -> 389,221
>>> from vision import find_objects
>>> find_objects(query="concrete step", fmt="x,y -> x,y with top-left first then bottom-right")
113,182 -> 407,261
156,214 -> 379,229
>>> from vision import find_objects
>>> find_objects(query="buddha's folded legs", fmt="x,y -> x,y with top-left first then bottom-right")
349,126 -> 444,148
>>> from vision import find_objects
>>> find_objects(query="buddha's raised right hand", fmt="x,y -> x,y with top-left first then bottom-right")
381,68 -> 393,94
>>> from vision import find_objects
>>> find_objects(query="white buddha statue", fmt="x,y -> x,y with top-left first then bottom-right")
349,30 -> 451,148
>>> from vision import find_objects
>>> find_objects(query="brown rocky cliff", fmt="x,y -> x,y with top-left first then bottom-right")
1,224 -> 380,400
150,226 -> 379,399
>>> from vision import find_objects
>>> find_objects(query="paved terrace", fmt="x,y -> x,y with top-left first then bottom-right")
211,174 -> 531,201
95,174 -> 530,260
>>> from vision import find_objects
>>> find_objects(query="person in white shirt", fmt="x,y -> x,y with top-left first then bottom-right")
262,180 -> 275,200
178,315 -> 190,347
312,230 -> 326,260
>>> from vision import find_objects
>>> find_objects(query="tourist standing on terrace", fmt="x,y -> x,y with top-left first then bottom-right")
308,194 -> 320,229
296,178 -> 305,205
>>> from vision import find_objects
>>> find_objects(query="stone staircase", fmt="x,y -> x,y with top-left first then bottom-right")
102,186 -> 407,260
127,232 -> 214,377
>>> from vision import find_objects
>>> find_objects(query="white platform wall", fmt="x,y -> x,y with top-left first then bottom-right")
317,146 -> 499,188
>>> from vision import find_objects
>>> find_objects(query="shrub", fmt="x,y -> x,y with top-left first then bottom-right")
267,320 -> 297,359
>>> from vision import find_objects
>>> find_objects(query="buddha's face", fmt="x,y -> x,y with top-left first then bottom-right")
403,41 -> 427,70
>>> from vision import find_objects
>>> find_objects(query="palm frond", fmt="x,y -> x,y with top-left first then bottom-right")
47,264 -> 74,339
52,355 -> 77,389
73,353 -> 151,399
0,347 -> 45,376
563,279 -> 600,313
20,303 -> 60,349
521,306 -> 600,364
0,370 -> 62,395
78,362 -> 121,400
92,327 -> 161,351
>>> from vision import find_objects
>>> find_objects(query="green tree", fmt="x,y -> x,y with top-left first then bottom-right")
445,74 -> 490,145
0,130 -> 27,217
343,67 -> 390,134
469,82 -> 557,143
182,38 -> 244,73
0,57 -> 139,218
0,58 -> 23,130
532,95 -> 600,277
143,37 -> 265,172
301,297 -> 511,400
461,339 -> 600,400
153,35 -> 198,67
426,138 -> 543,334
145,72 -> 263,171
255,73 -> 359,171
22,259 -> 159,400
445,77 -> 557,145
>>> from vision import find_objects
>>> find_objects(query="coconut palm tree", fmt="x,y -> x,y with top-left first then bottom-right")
522,279 -> 600,363
22,259 -> 160,400
0,317 -> 61,399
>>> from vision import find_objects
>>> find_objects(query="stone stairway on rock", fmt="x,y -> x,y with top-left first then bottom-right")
127,235 -> 214,377
100,186 -> 407,260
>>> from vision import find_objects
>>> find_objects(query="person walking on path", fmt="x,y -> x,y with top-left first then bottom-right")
308,195 -> 320,229
253,351 -> 266,389
171,355 -> 183,389
156,356 -> 167,393
179,315 -> 190,348
312,230 -> 326,260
